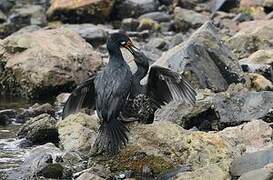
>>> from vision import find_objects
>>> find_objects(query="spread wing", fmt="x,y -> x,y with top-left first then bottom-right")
147,65 -> 196,107
62,76 -> 96,119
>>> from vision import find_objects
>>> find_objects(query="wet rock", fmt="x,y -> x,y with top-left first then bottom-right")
138,11 -> 171,23
154,21 -> 244,92
174,7 -> 209,31
230,147 -> 273,177
228,20 -> 273,58
0,28 -> 103,99
0,109 -> 16,125
57,113 -> 99,153
17,113 -> 59,145
238,163 -> 273,180
174,165 -> 228,180
16,103 -> 55,123
90,121 -> 241,176
219,120 -> 273,153
114,0 -> 160,19
62,24 -> 109,47
47,0 -> 114,23
7,143 -> 64,179
62,151 -> 88,174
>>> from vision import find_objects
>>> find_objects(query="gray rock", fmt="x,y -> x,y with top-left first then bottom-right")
17,113 -> 59,145
174,7 -> 209,31
121,18 -> 140,32
0,0 -> 15,13
146,37 -> 167,50
6,143 -> 64,180
231,148 -> 273,177
115,0 -> 160,19
238,164 -> 273,180
0,9 -> 7,23
169,33 -> 184,48
0,28 -> 103,99
233,13 -> 253,23
11,25 -> 42,36
62,24 -> 109,47
0,109 -> 16,125
139,11 -> 171,22
154,21 -> 244,92
76,172 -> 105,180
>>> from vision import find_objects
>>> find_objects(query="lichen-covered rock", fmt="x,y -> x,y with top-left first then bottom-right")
90,121 -> 241,177
0,28 -> 103,99
154,21 -> 244,92
246,73 -> 273,91
47,0 -> 114,23
57,113 -> 99,153
17,113 -> 59,145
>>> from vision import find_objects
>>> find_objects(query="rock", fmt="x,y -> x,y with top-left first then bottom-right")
11,25 -> 41,36
228,20 -> 273,58
120,18 -> 140,31
219,120 -> 273,153
0,0 -> 15,13
47,0 -> 113,23
156,91 -> 273,130
9,5 -> 47,30
210,0 -> 239,12
174,165 -> 228,180
247,73 -> 273,91
174,7 -> 209,31
240,0 -> 265,8
0,10 -> 7,23
0,109 -> 16,125
0,28 -> 103,99
55,93 -> 70,106
17,113 -> 59,145
62,24 -> 109,47
90,121 -> 241,176
264,0 -> 273,8
137,18 -> 160,31
62,151 -> 88,174
114,0 -> 160,19
146,37 -> 167,50
233,13 -> 253,23
240,62 -> 273,81
6,143 -> 64,179
169,33 -> 185,48
57,113 -> 99,153
76,172 -> 105,180
230,147 -> 273,177
154,21 -> 244,92
173,0 -> 207,9
238,163 -> 273,180
138,11 -> 171,22
16,103 -> 55,123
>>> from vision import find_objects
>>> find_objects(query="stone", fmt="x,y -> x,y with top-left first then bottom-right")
0,109 -> 16,125
240,0 -> 265,8
0,0 -> 15,13
90,121 -> 241,176
120,18 -> 140,31
47,0 -> 114,23
173,0 -> 207,9
11,25 -> 41,36
219,120 -> 273,153
57,113 -> 99,153
247,73 -> 273,91
55,93 -> 70,106
154,21 -> 244,92
174,165 -> 228,180
138,11 -> 171,23
0,28 -> 103,99
137,18 -> 160,31
238,163 -> 273,180
264,0 -> 273,8
62,24 -> 109,47
0,10 -> 7,23
146,37 -> 167,50
114,0 -> 160,19
230,148 -> 273,177
228,20 -> 273,58
240,61 -> 273,81
76,172 -> 105,180
174,7 -> 209,31
17,113 -> 59,145
6,143 -> 64,180
233,13 -> 253,23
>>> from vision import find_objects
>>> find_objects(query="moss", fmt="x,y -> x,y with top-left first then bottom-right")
108,146 -> 174,175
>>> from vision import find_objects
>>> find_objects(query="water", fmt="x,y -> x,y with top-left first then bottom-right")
0,95 -> 32,175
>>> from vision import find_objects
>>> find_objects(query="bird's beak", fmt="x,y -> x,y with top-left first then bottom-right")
124,40 -> 140,54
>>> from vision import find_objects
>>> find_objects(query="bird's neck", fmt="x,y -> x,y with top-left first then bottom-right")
107,41 -> 125,64
131,61 -> 149,96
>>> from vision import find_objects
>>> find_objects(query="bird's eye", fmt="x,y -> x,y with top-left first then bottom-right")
121,41 -> 126,45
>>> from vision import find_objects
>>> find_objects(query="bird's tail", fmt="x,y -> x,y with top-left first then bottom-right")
94,117 -> 129,155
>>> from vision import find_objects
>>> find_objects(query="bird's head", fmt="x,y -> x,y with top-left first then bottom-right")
107,31 -> 139,53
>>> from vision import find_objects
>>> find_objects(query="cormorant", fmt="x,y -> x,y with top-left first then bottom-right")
62,32 -> 136,154
62,33 -> 196,154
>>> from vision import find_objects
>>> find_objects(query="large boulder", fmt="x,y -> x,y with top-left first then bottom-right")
47,0 -> 114,23
90,121 -> 241,177
0,28 -> 103,99
57,113 -> 99,153
154,21 -> 244,92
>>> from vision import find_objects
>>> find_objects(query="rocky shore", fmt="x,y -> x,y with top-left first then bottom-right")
2,0 -> 273,179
